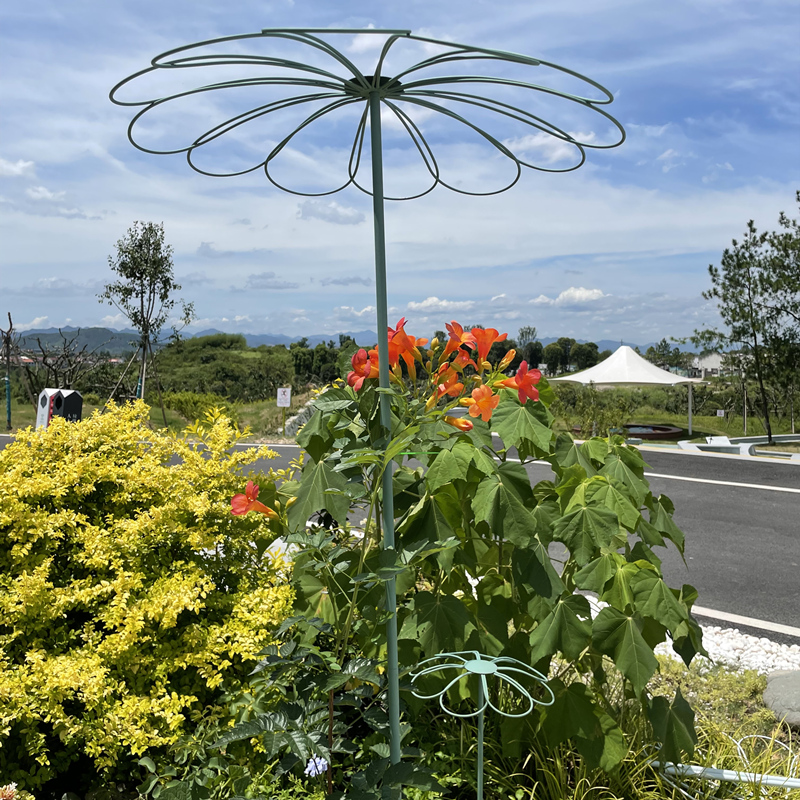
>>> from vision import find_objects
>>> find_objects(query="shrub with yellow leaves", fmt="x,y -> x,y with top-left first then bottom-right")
0,403 -> 294,791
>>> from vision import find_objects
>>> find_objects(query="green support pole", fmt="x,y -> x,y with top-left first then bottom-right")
368,89 -> 402,770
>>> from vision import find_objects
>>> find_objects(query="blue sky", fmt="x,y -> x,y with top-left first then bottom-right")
1,0 -> 798,345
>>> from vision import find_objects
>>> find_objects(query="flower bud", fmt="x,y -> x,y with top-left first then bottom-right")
458,397 -> 472,407
498,348 -> 516,371
425,391 -> 438,411
444,415 -> 473,432
431,337 -> 440,350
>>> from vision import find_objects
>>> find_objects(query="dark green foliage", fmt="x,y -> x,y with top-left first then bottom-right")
154,335 -> 293,402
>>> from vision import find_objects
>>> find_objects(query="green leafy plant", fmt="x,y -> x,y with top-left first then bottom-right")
222,319 -> 704,796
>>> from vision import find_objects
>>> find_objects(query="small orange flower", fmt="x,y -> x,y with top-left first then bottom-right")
437,368 -> 464,398
444,415 -> 473,432
499,360 -> 541,405
451,348 -> 478,373
231,481 -> 278,518
442,321 -> 477,360
471,327 -> 508,365
468,384 -> 500,422
347,348 -> 379,391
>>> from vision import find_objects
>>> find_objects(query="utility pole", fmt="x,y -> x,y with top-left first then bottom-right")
1,313 -> 14,431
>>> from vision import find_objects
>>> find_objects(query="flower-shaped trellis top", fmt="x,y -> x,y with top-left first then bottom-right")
110,28 -> 625,200
410,651 -> 554,719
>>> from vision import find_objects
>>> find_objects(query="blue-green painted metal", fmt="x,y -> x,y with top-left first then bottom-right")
410,651 -> 554,800
367,88 -> 402,769
110,28 -> 624,783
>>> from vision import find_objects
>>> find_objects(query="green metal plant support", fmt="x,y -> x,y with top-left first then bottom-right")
410,651 -> 554,800
110,27 -> 624,780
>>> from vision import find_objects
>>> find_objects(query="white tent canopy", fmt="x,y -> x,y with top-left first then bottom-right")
549,345 -> 704,434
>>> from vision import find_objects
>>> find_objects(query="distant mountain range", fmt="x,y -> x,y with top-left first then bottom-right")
16,325 -> 672,356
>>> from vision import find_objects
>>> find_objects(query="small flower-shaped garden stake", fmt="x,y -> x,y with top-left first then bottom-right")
111,28 -> 622,771
410,651 -> 554,800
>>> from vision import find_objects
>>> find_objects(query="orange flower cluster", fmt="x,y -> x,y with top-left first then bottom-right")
345,318 -> 541,430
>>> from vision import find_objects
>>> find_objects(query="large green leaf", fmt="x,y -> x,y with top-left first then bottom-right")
553,434 -> 599,477
576,712 -> 628,772
511,539 -> 564,602
591,607 -> 659,696
296,409 -> 335,462
473,573 -> 514,654
401,591 -> 477,656
492,390 -> 552,452
599,455 -> 649,505
540,678 -> 600,744
288,460 -> 350,528
629,569 -> 690,633
472,474 -> 537,548
600,560 -> 658,612
426,443 -> 475,491
648,688 -> 697,763
396,494 -> 457,552
498,460 -> 536,506
529,595 -> 592,662
552,505 -> 621,566
581,478 -> 641,532
649,501 -> 686,552
574,552 -> 623,593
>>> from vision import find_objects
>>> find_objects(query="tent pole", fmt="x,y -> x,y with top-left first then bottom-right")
688,384 -> 693,437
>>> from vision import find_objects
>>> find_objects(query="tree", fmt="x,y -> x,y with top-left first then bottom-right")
522,339 -> 543,368
556,336 -> 576,371
762,191 -> 800,328
695,221 -> 778,441
99,222 -> 194,410
543,342 -> 562,376
571,341 -> 599,370
517,325 -> 538,346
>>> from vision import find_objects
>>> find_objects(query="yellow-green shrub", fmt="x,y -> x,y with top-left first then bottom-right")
0,403 -> 293,789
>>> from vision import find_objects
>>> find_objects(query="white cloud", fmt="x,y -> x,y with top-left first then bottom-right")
334,305 -> 377,319
243,272 -> 299,290
491,293 -> 506,302
406,297 -> 476,314
0,158 -> 35,176
504,132 -> 595,164
347,25 -> 382,54
297,200 -> 365,225
530,287 -> 608,306
16,316 -> 50,331
26,185 -> 66,201
100,313 -> 128,328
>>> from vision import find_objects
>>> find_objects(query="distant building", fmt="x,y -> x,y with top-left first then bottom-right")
690,352 -> 724,379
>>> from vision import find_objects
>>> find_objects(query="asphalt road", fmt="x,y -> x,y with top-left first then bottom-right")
2,433 -> 798,636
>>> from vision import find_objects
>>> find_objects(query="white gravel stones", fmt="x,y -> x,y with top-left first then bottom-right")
656,624 -> 800,675
583,593 -> 800,674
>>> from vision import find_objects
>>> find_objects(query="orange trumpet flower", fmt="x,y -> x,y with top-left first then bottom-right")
347,348 -> 379,391
442,321 -> 477,360
231,481 -> 279,518
437,368 -> 464,398
499,360 -> 541,405
468,384 -> 500,422
471,327 -> 507,365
